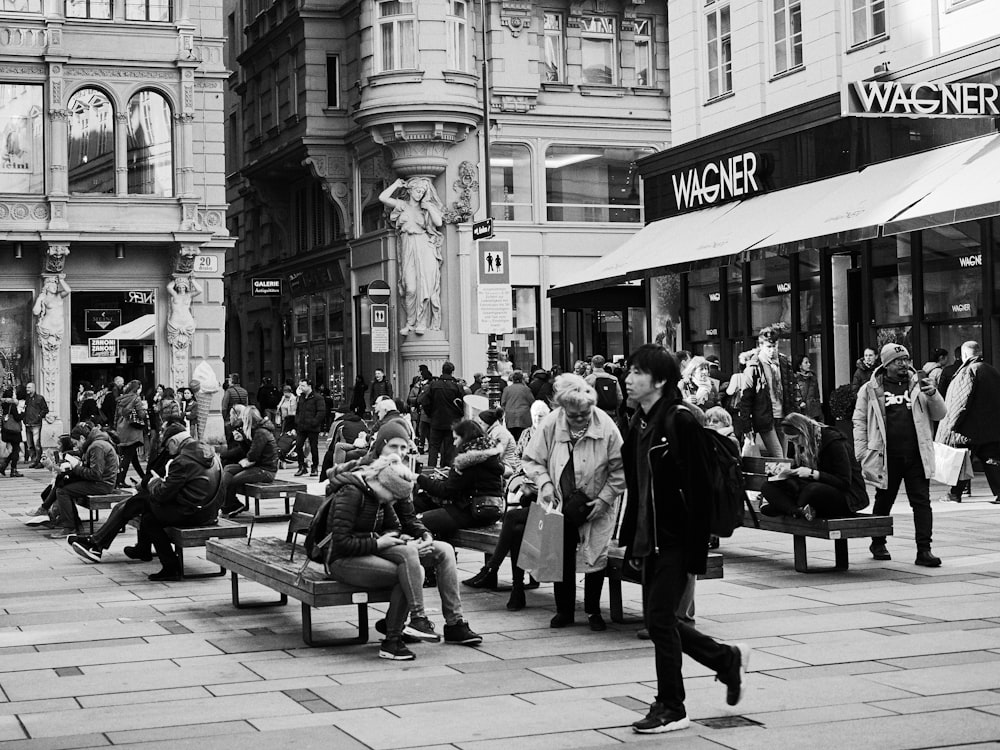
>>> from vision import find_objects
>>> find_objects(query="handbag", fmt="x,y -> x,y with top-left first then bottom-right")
933,442 -> 972,486
128,407 -> 147,429
470,495 -> 503,524
558,441 -> 592,527
1,410 -> 21,443
516,501 -> 564,582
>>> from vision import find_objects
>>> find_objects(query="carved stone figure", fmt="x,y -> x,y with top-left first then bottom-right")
165,274 -> 202,351
33,274 -> 70,350
44,243 -> 70,274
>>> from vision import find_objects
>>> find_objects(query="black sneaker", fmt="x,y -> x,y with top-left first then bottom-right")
718,643 -> 751,706
374,618 -> 420,644
148,569 -> 182,582
632,701 -> 690,734
379,637 -> 416,661
869,542 -> 891,561
443,620 -> 482,645
404,616 -> 441,643
123,545 -> 154,562
587,613 -> 607,632
70,537 -> 103,563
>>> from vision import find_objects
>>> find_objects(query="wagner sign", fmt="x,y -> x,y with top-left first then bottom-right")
845,81 -> 1000,118
669,152 -> 763,212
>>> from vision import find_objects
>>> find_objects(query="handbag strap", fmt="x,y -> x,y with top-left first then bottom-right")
558,440 -> 577,502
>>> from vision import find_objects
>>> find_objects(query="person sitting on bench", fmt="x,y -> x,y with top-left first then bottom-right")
220,407 -> 279,517
759,413 -> 868,521
49,422 -> 120,539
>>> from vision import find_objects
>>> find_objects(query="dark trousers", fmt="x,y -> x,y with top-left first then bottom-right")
418,502 -> 491,538
138,503 -> 219,572
761,479 -> 852,518
487,506 -> 529,581
91,493 -> 150,550
553,521 -> 605,616
1,440 -> 20,471
427,428 -> 454,468
873,453 -> 932,550
222,465 -> 274,512
295,430 -> 319,471
951,441 -> 1000,499
643,545 -> 735,713
54,480 -> 115,533
117,443 -> 145,487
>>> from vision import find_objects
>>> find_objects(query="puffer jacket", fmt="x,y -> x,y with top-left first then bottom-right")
295,391 -> 327,433
416,436 -> 505,507
245,424 -> 279,473
486,421 -> 519,477
70,427 -> 119,487
795,371 -> 823,420
114,392 -> 147,446
853,367 -> 946,489
149,440 -> 224,517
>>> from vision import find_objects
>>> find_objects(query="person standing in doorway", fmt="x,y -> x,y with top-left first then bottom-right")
370,368 -> 393,405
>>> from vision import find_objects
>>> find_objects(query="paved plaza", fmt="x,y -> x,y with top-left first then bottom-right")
3,465 -> 1000,749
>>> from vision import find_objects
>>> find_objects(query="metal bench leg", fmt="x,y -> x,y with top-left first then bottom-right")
300,602 -> 370,647
177,545 -> 228,580
793,535 -> 809,572
230,571 -> 288,609
89,507 -> 97,535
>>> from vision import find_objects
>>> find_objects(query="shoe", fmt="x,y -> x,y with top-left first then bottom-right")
588,613 -> 607,632
870,542 -> 891,561
9,471 -> 23,478
404,616 -> 441,643
443,620 -> 482,645
915,550 -> 942,567
379,637 -> 416,661
27,505 -> 46,517
506,587 -> 526,611
463,566 -> 498,589
718,643 -> 751,706
294,468 -> 307,477
123,545 -> 154,562
148,569 -> 182,582
26,514 -> 51,526
70,537 -> 103,563
423,568 -> 437,589
991,498 -> 1000,505
800,504 -> 816,521
632,701 -> 690,734
48,528 -> 76,539
523,576 -> 540,590
374,618 -> 420,644
940,493 -> 962,503
28,462 -> 42,469
708,534 -> 721,549
759,502 -> 783,517
222,502 -> 248,518
637,628 -> 650,640
550,613 -> 575,628
309,470 -> 318,477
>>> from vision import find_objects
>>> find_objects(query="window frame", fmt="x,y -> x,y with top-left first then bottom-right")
325,55 -> 340,109
65,0 -> 112,19
446,0 -> 470,72
544,143 -> 651,224
579,14 -> 618,86
633,16 -> 654,87
705,2 -> 733,100
543,12 -> 566,83
375,0 -> 417,73
125,89 -> 175,197
849,0 -> 887,48
772,0 -> 803,75
3,0 -> 43,12
124,0 -> 172,21
490,142 -> 534,222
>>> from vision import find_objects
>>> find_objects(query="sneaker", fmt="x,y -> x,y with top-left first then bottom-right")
70,537 -> 103,563
869,542 -> 891,561
27,505 -> 46,517
632,701 -> 690,734
25,514 -> 51,526
404,616 -> 441,643
443,620 -> 482,646
48,528 -> 76,539
148,569 -> 182,582
374,618 -> 420,644
940,493 -> 962,503
123,545 -> 154,562
915,549 -> 942,567
379,637 -> 416,661
294,468 -> 307,477
718,643 -> 751,706
309,470 -> 318,477
800,504 -> 816,521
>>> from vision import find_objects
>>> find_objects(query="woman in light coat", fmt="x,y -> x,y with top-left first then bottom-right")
521,373 -> 625,631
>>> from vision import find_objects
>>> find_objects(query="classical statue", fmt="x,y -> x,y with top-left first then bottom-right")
379,176 -> 444,336
33,275 -> 71,349
165,275 -> 202,351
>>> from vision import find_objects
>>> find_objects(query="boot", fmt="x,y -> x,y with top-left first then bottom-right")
463,565 -> 498,589
506,581 -> 526,611
9,460 -> 22,478
0,458 -> 7,476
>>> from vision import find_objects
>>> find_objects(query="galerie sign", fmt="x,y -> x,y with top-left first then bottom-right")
669,152 -> 763,212
845,81 -> 1000,118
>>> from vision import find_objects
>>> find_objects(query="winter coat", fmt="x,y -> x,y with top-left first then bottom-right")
220,384 -> 249,416
419,374 -> 465,429
795,371 -> 823,421
681,378 -> 719,410
257,383 -> 280,410
114,392 -> 147,446
295,391 -> 327,433
851,359 -> 877,394
486,421 -> 519,477
936,356 -> 1000,447
921,361 -> 944,390
149,440 -> 224,518
500,382 -> 534,430
803,427 -> 870,512
528,371 -> 553,403
22,393 -> 49,426
79,398 -> 104,425
521,407 -> 625,573
370,378 -> 393,404
158,398 -> 183,425
70,427 -> 119,487
853,367 -> 946,489
245,425 -> 279,473
183,399 -> 200,437
738,351 -> 798,433
278,392 -> 297,421
417,436 -> 505,508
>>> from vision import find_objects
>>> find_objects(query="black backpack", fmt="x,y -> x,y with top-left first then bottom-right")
594,377 -> 618,411
301,495 -> 336,573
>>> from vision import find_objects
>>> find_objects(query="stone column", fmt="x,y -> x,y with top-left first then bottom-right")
36,244 -> 71,445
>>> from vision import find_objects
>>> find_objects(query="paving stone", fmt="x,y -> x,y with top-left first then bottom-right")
109,724 -> 371,750
207,674 -> 337,696
763,628 -> 1000,665
864,662 -> 1000,696
104,719 -> 251,745
78,685 -> 210,708
456,729 -> 627,750
877,649 -> 1000,670
870,690 -> 1000,714
0,714 -> 26,741
744,701 -> 896,727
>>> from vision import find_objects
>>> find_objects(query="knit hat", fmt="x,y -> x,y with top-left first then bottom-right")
880,343 -> 911,367
478,408 -> 501,426
371,420 -> 411,457
366,454 -> 417,500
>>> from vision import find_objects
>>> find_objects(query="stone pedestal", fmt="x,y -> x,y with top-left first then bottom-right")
400,330 -> 451,390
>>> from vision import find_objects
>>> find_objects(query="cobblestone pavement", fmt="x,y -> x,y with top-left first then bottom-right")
3,462 -> 1000,749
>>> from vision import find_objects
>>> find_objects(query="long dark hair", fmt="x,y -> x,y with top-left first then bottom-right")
452,418 -> 485,450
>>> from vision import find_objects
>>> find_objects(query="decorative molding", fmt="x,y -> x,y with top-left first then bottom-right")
44,243 -> 70,274
64,67 -> 176,80
0,26 -> 47,48
35,274 -> 70,418
494,95 -> 536,113
175,244 -> 201,274
500,0 -> 532,37
48,108 -> 71,122
0,202 -> 50,222
173,112 -> 196,123
197,209 -> 226,233
443,161 -> 478,225
0,63 -> 45,75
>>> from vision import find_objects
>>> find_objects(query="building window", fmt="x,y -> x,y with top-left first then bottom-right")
685,268 -> 723,356
446,0 -> 469,71
749,256 -> 792,334
125,0 -> 171,21
491,143 -> 533,221
126,91 -> 173,196
0,83 -> 44,194
545,144 -> 651,223
634,17 -> 653,87
850,0 -> 886,47
326,55 -> 339,108
580,15 -> 617,85
706,3 -> 732,99
871,234 -> 912,326
376,0 -> 416,72
67,88 -> 115,194
773,0 -> 802,74
3,0 -> 42,11
543,13 -> 565,82
922,222 -> 982,320
65,0 -> 111,18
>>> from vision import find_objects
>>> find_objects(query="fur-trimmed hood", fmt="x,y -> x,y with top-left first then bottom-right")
452,437 -> 502,473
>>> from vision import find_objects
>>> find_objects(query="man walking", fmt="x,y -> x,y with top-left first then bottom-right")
619,344 -> 749,734
294,379 -> 326,477
586,355 -> 623,416
22,382 -> 49,468
256,377 -> 280,423
420,361 -> 464,468
854,343 -> 945,566
936,341 -> 1000,504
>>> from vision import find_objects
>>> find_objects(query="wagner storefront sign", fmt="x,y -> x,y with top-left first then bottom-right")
669,152 -> 764,212
845,81 -> 1000,118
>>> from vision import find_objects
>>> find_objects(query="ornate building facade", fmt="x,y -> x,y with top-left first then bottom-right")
1,0 -> 231,441
225,0 -> 670,407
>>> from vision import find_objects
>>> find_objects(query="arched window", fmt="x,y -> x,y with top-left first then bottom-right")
67,88 -> 115,194
127,90 -> 173,196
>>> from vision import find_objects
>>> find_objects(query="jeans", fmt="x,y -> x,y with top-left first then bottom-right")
553,520 -> 605,617
642,545 -> 736,714
54,480 -> 116,533
117,443 -> 145,487
757,427 -> 785,458
419,503 -> 494,538
427,427 -> 455,468
138,502 -> 219,571
873,453 -> 933,551
295,430 -> 320,471
222,465 -> 274,512
761,479 -> 852,518
951,441 -> 1000,499
91,493 -> 150,550
487,506 -> 529,582
24,424 -> 42,463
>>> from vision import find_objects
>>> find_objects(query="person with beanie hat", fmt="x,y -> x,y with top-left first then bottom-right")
324,451 -> 482,661
854,343 -> 946,566
371,420 -> 413,459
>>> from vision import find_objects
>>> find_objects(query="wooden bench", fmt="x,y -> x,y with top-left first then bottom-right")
126,518 -> 248,579
740,456 -> 893,573
206,492 -> 393,647
80,492 -> 133,534
241,481 -> 307,520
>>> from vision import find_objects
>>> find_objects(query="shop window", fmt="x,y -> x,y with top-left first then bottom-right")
125,0 -> 171,21
871,235 -> 912,325
543,13 -> 565,82
66,0 -> 111,17
634,17 -> 653,87
750,256 -> 791,334
67,88 -> 115,194
376,0 -> 416,72
446,0 -> 470,72
849,0 -> 886,47
798,248 -> 821,331
685,268 -> 723,351
772,0 -> 802,74
0,83 -> 44,194
491,143 -> 532,221
545,144 -> 650,223
294,301 -> 309,343
311,297 -> 327,340
580,15 -> 617,85
3,0 -> 42,11
496,287 -> 540,373
706,2 -> 732,99
922,222 -> 982,320
0,292 -> 34,390
650,273 -> 681,351
727,261 -> 747,339
126,90 -> 173,197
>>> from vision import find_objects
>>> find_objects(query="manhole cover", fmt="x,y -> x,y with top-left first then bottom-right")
696,716 -> 763,729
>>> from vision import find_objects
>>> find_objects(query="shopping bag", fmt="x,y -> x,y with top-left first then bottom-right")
0,439 -> 9,462
515,501 -> 565,582
933,442 -> 969,486
741,435 -> 761,458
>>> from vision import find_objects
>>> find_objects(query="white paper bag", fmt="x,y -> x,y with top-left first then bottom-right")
933,442 -> 969,486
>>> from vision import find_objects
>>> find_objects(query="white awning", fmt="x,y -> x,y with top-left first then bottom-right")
96,313 -> 157,341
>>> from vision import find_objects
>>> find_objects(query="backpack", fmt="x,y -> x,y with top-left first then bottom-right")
594,377 -> 618,412
301,494 -> 336,573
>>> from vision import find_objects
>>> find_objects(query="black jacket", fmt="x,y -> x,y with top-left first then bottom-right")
851,359 -> 877,394
71,427 -> 119,487
416,437 -> 504,507
295,391 -> 327,433
420,374 -> 465,429
149,440 -> 224,519
256,384 -> 280,410
811,427 -> 870,512
245,425 -> 279,472
954,357 -> 1000,445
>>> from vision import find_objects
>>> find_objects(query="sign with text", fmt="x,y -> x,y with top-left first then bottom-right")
477,285 -> 514,334
370,303 -> 389,352
194,254 -> 219,274
472,218 -> 494,241
127,290 -> 155,305
844,81 -> 1000,118
668,152 -> 764,213
477,240 -> 510,284
251,278 -> 282,297
84,309 -> 121,333
88,338 -> 118,359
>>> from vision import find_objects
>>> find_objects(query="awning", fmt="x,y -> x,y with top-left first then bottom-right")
550,134 -> 996,298
96,313 -> 157,341
883,133 -> 1000,236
